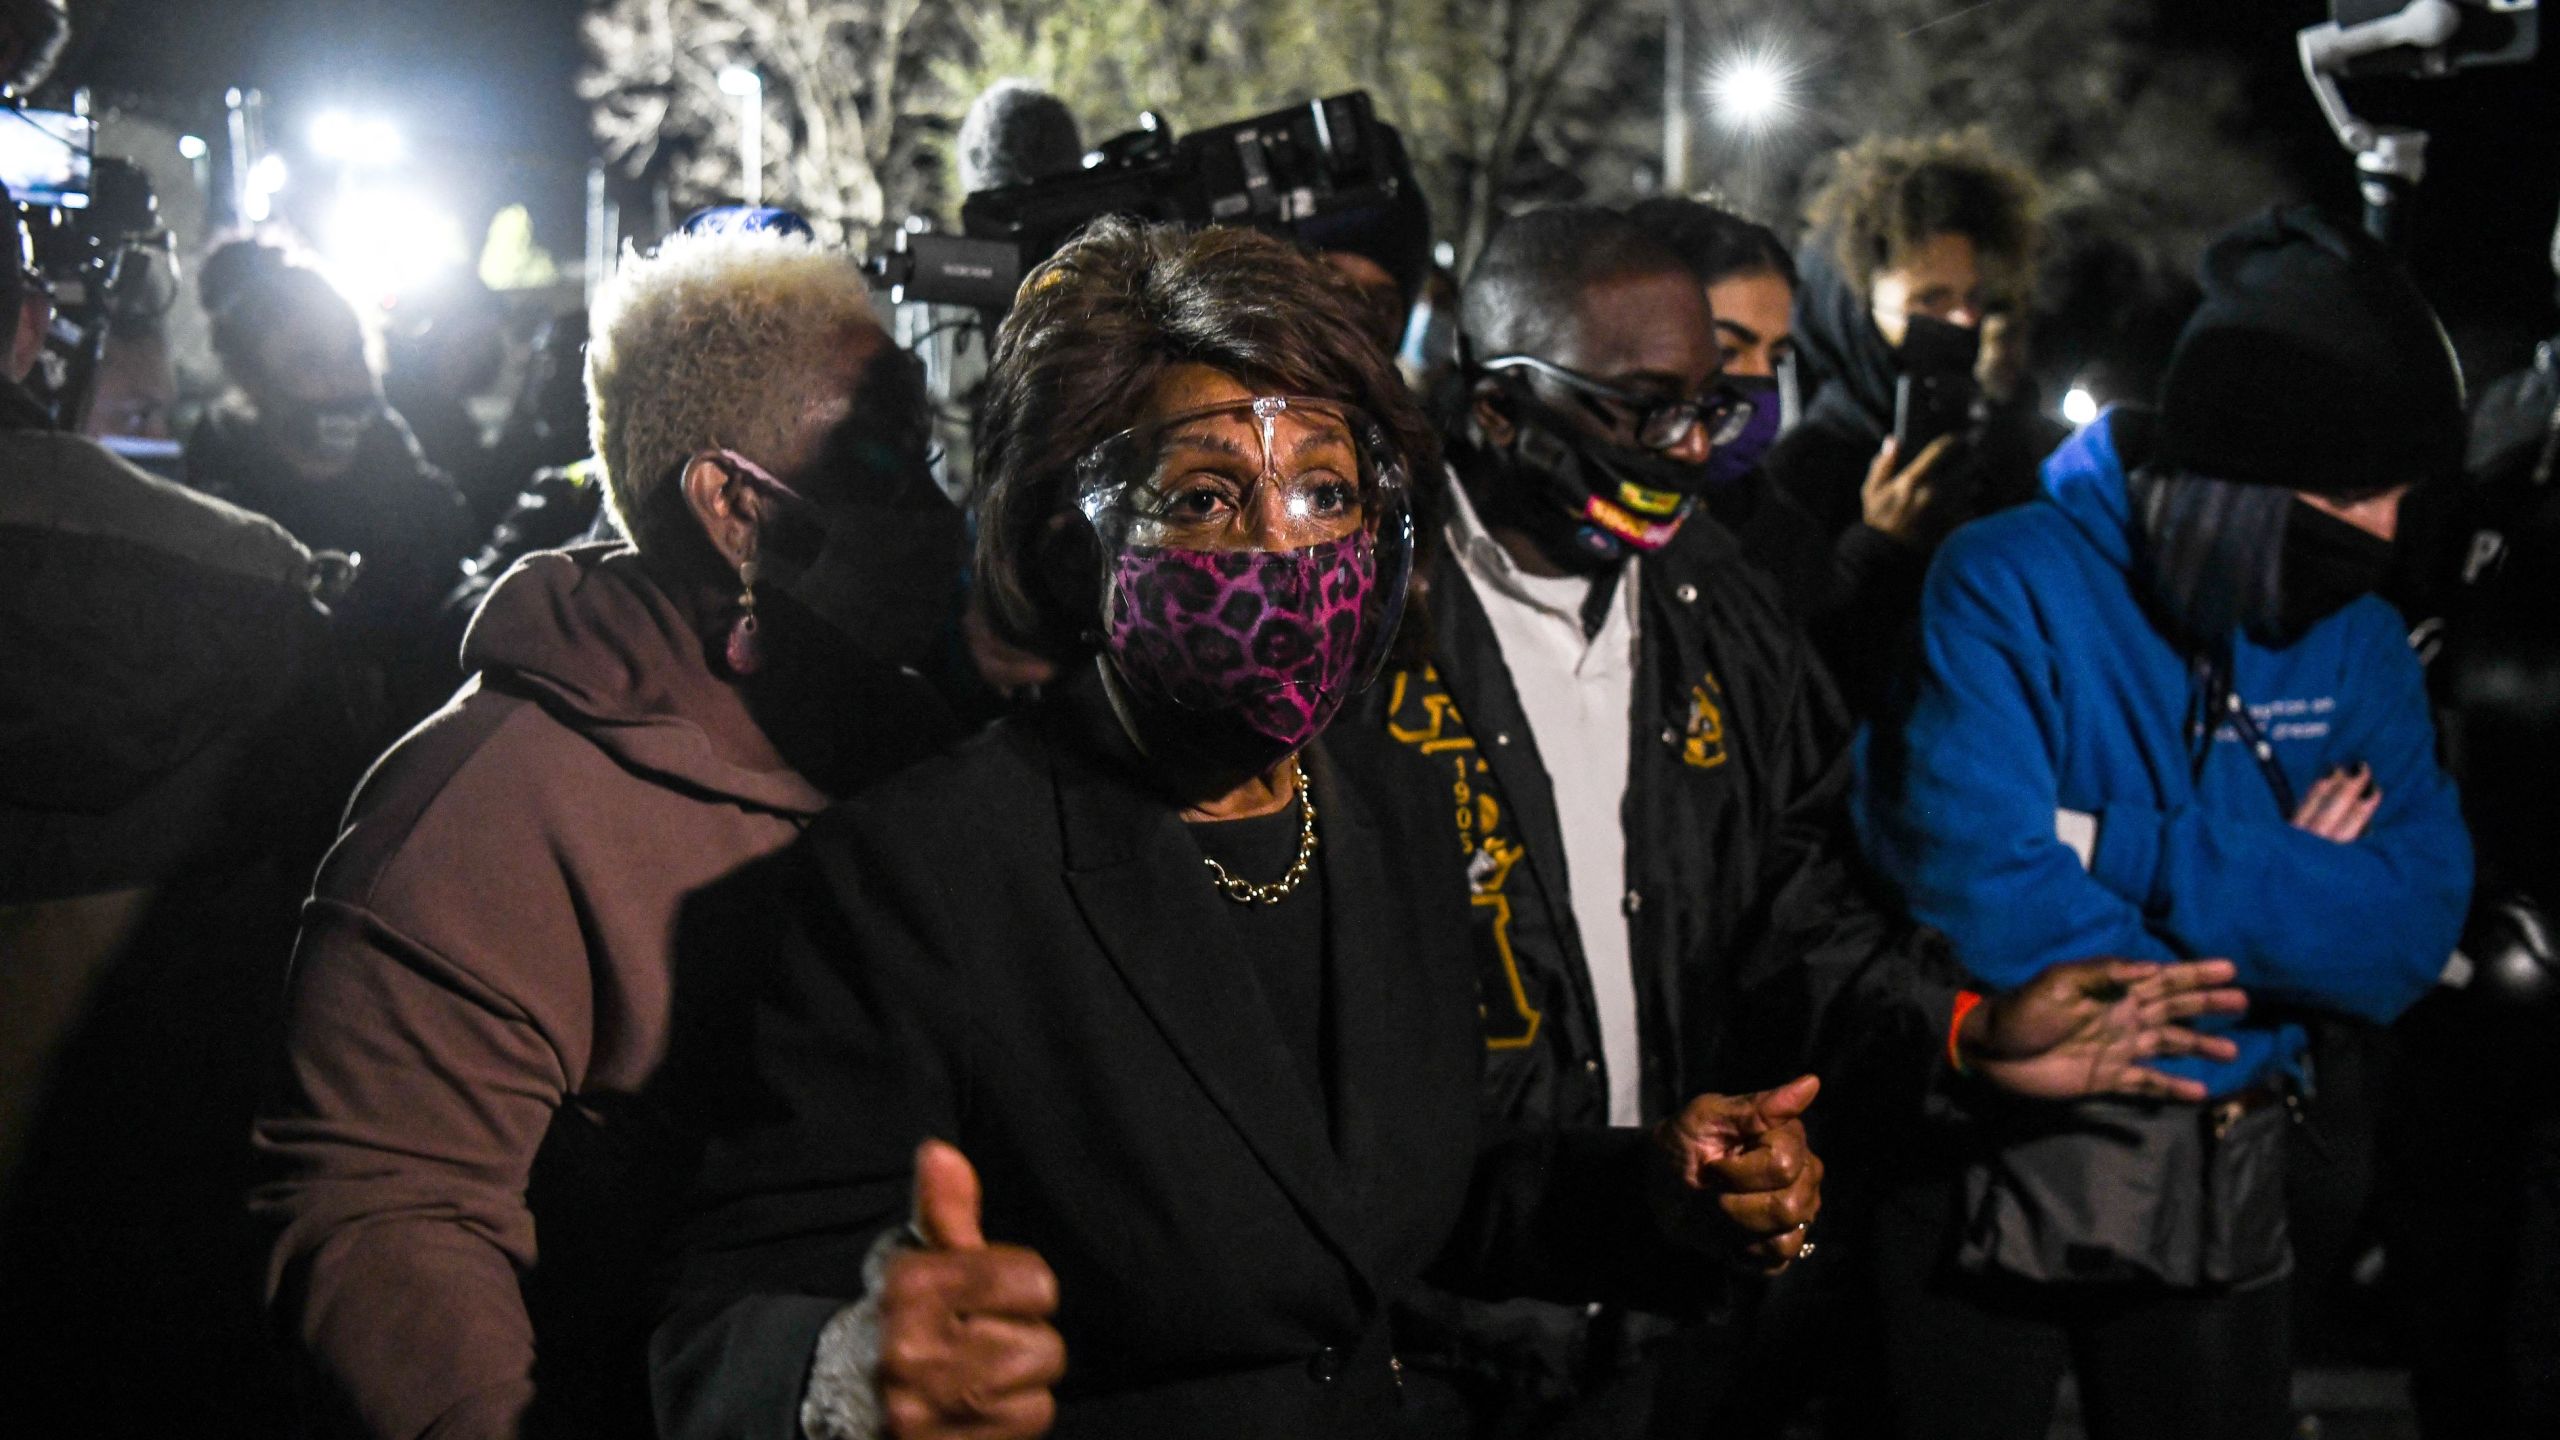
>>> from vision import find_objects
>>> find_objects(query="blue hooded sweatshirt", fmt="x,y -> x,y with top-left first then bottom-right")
1855,409 -> 2471,1096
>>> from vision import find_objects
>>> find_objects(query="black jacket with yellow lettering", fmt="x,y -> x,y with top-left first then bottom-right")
1362,507 -> 1956,1127
1351,500 -> 1959,1412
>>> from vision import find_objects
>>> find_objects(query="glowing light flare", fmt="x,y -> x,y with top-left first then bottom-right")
243,152 -> 290,222
1704,43 -> 1804,135
322,187 -> 469,310
717,66 -> 762,98
177,134 -> 209,161
2063,384 -> 2100,428
310,110 -> 404,165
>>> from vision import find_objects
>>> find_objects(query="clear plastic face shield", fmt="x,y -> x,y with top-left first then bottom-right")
1074,394 -> 1415,756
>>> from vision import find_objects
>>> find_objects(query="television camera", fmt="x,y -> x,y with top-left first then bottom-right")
1,101 -> 175,430
867,90 -> 1411,314
850,89 -> 1419,495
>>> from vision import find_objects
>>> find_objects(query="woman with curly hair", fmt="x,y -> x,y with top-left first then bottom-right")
1761,129 -> 2060,718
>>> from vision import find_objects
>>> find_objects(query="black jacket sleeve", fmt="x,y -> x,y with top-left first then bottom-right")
650,821 -> 972,1440
1428,1125 -> 1728,1316
1806,521 -> 1930,721
1732,629 -> 1961,1183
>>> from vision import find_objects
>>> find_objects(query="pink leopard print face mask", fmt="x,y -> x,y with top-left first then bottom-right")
1102,530 -> 1378,757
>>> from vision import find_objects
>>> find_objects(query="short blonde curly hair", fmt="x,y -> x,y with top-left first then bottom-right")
585,228 -> 881,560
1805,128 -> 2040,306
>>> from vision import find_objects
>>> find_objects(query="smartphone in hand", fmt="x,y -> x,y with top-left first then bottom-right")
1892,315 -> 1983,457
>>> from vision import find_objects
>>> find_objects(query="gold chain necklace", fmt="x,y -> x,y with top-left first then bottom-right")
1201,774 -> 1319,905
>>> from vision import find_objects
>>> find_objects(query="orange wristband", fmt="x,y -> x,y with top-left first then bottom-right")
1948,990 -> 1985,1075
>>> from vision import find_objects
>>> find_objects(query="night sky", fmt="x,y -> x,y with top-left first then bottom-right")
51,0 -> 2560,360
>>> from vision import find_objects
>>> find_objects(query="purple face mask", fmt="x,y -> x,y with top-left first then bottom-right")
1701,375 -> 1784,491
1103,531 -> 1379,757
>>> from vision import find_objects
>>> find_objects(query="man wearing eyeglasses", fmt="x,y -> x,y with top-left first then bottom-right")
1362,206 -> 2248,1439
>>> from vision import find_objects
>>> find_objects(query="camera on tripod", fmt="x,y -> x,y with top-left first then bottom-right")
869,90 -> 1410,313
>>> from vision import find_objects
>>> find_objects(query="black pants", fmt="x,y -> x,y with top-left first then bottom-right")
1865,1164 -> 2293,1440
2386,989 -> 2560,1437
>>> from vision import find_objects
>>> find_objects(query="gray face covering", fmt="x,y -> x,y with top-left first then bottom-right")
2127,465 -> 2289,649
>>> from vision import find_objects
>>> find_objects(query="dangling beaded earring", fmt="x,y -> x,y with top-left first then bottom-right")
725,557 -> 765,675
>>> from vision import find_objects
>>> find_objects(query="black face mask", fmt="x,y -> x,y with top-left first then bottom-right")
752,350 -> 969,671
1474,391 -> 1709,574
2133,468 -> 2398,652
2264,497 -> 2395,646
752,445 -> 972,671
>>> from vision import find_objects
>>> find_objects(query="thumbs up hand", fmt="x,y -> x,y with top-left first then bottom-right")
876,1140 -> 1066,1439
1650,1075 -> 1825,1275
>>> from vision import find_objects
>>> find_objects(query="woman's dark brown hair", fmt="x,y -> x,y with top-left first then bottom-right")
972,217 -> 1441,660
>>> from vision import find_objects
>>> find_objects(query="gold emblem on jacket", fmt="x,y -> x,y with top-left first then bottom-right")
1682,674 -> 1729,770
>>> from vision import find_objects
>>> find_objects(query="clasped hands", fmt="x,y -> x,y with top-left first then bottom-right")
1646,952 -> 2254,1274
1649,1074 -> 1826,1276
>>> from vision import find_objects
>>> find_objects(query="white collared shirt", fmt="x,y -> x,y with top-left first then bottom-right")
1443,478 -> 1644,1126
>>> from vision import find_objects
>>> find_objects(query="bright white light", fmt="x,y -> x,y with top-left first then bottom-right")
322,186 -> 469,309
717,66 -> 762,97
358,119 -> 403,162
249,153 -> 290,195
2062,384 -> 2100,427
177,134 -> 209,161
311,110 -> 403,165
310,110 -> 357,158
1705,43 -> 1802,134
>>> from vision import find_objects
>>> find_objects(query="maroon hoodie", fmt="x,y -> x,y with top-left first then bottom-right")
252,546 -> 943,1439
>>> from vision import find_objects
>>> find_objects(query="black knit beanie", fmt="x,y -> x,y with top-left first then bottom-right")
2158,205 -> 2464,498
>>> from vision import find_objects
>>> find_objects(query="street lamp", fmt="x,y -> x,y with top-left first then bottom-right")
718,65 -> 764,206
1705,43 -> 1800,135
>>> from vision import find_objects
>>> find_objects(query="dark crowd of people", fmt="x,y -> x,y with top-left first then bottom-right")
4,71 -> 2558,1440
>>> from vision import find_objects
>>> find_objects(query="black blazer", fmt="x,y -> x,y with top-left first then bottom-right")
650,675 -> 1687,1440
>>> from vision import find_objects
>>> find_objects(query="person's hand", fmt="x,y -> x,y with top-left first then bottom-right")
1963,959 -> 2248,1104
876,1141 -> 1065,1439
1860,434 -> 1962,544
1651,1074 -> 1823,1274
2291,763 -> 2380,843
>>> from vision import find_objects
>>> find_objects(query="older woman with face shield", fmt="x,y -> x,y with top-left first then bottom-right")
650,219 -> 1826,1440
